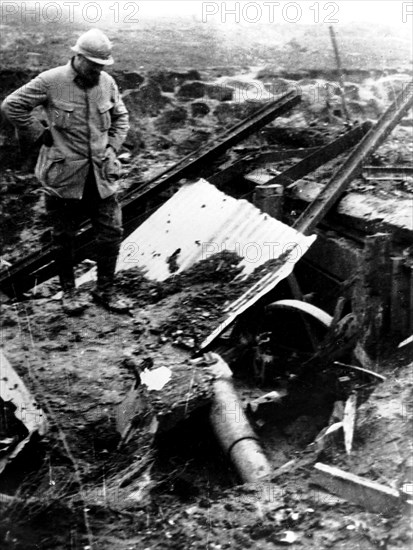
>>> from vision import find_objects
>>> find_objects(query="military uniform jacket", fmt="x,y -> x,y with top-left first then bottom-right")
1,60 -> 129,199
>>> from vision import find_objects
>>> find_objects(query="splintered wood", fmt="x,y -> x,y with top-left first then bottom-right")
353,233 -> 392,361
117,360 -> 215,448
313,462 -> 409,516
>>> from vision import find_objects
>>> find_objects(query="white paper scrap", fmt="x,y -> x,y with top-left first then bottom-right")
141,366 -> 172,391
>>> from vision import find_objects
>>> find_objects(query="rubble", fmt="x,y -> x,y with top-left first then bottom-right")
0,18 -> 412,550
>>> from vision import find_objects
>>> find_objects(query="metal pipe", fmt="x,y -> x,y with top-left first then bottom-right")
208,354 -> 271,483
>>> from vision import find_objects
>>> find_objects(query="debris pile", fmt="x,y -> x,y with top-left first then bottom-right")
0,21 -> 412,550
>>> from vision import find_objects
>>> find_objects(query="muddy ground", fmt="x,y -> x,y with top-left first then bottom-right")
0,14 -> 412,550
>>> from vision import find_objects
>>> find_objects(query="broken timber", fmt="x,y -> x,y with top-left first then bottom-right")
312,462 -> 410,516
353,233 -> 393,361
200,85 -> 413,350
123,90 -> 301,206
294,85 -> 413,235
209,147 -> 320,189
362,165 -> 413,180
343,393 -> 357,455
250,121 -> 372,188
328,25 -> 351,123
0,90 -> 300,297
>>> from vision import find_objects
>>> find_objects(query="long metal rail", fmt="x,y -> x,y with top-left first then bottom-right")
0,90 -> 301,297
209,147 -> 320,189
121,90 -> 301,206
263,121 -> 372,187
200,85 -> 413,350
294,85 -> 413,235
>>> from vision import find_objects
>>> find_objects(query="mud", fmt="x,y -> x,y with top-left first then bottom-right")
0,16 -> 412,550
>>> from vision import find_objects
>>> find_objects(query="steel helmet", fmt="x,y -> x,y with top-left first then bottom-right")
71,29 -> 114,65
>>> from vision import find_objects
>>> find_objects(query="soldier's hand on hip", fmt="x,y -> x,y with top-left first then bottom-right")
41,128 -> 53,147
103,145 -> 121,181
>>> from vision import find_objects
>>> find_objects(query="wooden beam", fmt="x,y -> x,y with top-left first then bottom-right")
329,25 -> 351,123
343,393 -> 357,455
253,184 -> 284,219
294,85 -> 413,235
264,122 -> 371,188
362,165 -> 413,180
122,90 -> 301,206
390,257 -> 411,338
353,233 -> 392,361
285,185 -> 413,245
313,462 -> 408,515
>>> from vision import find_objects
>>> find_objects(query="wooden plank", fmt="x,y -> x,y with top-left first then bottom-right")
329,26 -> 351,122
250,147 -> 319,164
343,393 -> 357,455
363,165 -> 413,180
353,234 -> 392,361
313,422 -> 343,454
333,361 -> 386,382
313,462 -> 407,515
253,184 -> 284,219
410,265 -> 413,334
294,85 -> 413,235
304,232 -> 362,282
390,257 -> 411,338
264,122 -> 371,188
117,360 -> 215,447
286,185 -> 413,244
123,90 -> 301,206
398,335 -> 413,348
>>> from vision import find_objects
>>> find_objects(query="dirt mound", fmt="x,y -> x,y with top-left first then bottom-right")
113,71 -> 144,92
122,82 -> 171,118
148,69 -> 202,93
190,101 -> 210,117
154,106 -> 188,134
176,81 -> 207,100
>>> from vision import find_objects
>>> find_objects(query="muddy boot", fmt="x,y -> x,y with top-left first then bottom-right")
93,246 -> 131,313
61,288 -> 88,316
91,280 -> 131,314
60,272 -> 88,316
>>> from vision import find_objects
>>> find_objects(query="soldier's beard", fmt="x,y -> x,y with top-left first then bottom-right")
79,73 -> 101,88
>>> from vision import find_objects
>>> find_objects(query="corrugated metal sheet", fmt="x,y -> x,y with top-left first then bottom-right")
76,179 -> 316,345
115,178 -> 316,281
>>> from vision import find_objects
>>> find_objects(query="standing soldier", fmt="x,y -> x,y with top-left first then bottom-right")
1,29 -> 130,314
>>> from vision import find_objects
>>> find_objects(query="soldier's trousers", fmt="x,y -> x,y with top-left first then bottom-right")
45,170 -> 123,291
